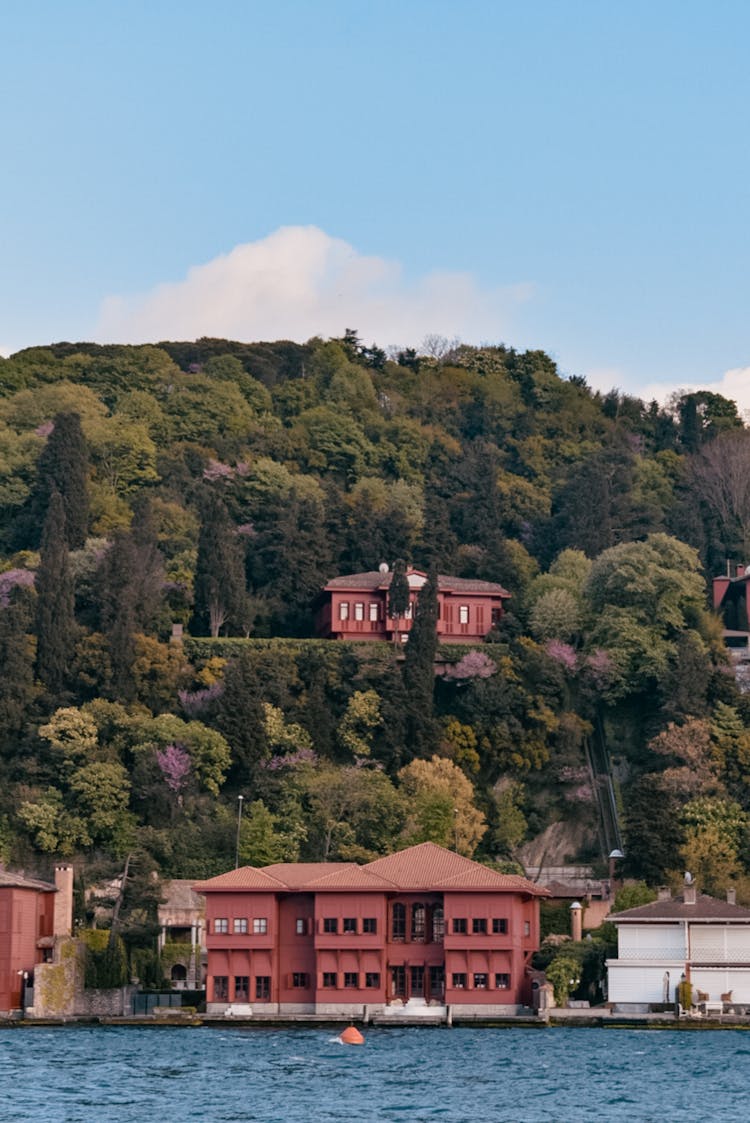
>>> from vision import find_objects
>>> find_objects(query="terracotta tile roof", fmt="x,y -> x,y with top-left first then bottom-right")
323,571 -> 510,597
0,869 -> 56,892
364,843 -> 546,894
193,866 -> 288,892
612,893 -> 750,922
305,866 -> 398,890
193,843 -> 545,895
261,863 -> 355,889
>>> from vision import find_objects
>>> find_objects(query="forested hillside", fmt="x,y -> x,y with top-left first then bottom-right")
1,333 -> 750,928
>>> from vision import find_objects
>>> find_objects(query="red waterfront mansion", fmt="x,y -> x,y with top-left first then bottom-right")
315,567 -> 510,644
194,842 -> 547,1016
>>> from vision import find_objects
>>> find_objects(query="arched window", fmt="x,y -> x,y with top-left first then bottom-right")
432,905 -> 445,943
392,903 -> 406,940
171,963 -> 188,989
412,903 -> 426,942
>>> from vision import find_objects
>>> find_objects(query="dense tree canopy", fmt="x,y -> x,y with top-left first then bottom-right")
0,332 -> 747,919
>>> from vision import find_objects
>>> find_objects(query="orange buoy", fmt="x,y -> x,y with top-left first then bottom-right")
339,1025 -> 365,1045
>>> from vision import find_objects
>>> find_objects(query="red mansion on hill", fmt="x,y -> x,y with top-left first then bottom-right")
194,842 -> 547,1017
315,567 -> 510,644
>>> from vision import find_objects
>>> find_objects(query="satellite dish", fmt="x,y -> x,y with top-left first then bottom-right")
378,562 -> 389,573
744,566 -> 750,576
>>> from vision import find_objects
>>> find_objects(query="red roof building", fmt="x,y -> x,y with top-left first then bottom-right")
194,842 -> 547,1017
315,568 -> 510,644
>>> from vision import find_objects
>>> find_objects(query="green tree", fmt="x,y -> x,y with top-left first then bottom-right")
0,589 -> 36,738
402,569 -> 439,757
387,558 -> 410,639
215,652 -> 269,783
35,490 -> 76,693
398,755 -> 486,856
193,493 -> 249,636
338,690 -> 382,758
238,799 -> 299,866
299,764 -> 405,861
31,411 -> 89,548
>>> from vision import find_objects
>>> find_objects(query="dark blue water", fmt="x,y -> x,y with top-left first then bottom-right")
1,1026 -> 748,1122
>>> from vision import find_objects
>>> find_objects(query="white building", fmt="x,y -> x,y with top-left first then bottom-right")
607,884 -> 750,1008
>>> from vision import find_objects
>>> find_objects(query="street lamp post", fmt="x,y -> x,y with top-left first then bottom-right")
608,849 -> 624,893
235,794 -> 244,869
17,970 -> 28,1016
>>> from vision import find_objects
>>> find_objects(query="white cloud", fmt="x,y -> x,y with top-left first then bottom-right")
96,225 -> 532,351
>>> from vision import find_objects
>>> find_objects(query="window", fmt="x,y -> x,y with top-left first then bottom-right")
295,918 -> 307,935
391,966 -> 406,997
412,903 -> 426,942
363,917 -> 377,934
411,966 -> 424,996
432,906 -> 445,942
322,972 -> 337,988
234,976 -> 249,1001
323,917 -> 338,934
473,973 -> 488,989
344,972 -> 359,988
354,602 -> 365,621
213,975 -> 228,1000
255,976 -> 271,1001
459,605 -> 469,624
292,973 -> 309,988
369,602 -> 379,622
343,917 -> 357,934
492,918 -> 508,935
253,918 -> 268,935
233,918 -> 248,934
472,918 -> 487,934
452,973 -> 467,989
452,918 -> 467,934
404,602 -> 413,619
365,972 -> 381,988
214,918 -> 228,934
429,966 -> 445,998
339,602 -> 349,621
524,921 -> 531,937
392,903 -> 406,940
491,606 -> 503,627
495,973 -> 511,989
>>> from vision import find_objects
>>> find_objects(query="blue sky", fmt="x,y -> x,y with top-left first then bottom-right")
2,1 -> 750,411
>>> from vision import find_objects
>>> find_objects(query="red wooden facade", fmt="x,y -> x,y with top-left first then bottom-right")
195,843 -> 546,1014
0,871 -> 56,1013
315,569 -> 510,644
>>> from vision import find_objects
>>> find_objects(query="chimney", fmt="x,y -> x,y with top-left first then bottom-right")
737,564 -> 746,579
53,864 -> 74,939
727,887 -> 737,906
684,883 -> 697,906
657,886 -> 672,901
570,901 -> 583,941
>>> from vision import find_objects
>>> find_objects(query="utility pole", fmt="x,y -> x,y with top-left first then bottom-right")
235,794 -> 244,869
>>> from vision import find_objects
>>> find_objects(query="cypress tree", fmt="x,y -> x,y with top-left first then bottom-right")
98,501 -> 166,700
35,490 -> 76,693
402,568 -> 439,758
215,651 -> 268,785
193,493 -> 249,637
387,558 -> 410,642
31,411 -> 89,549
0,590 -> 35,741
